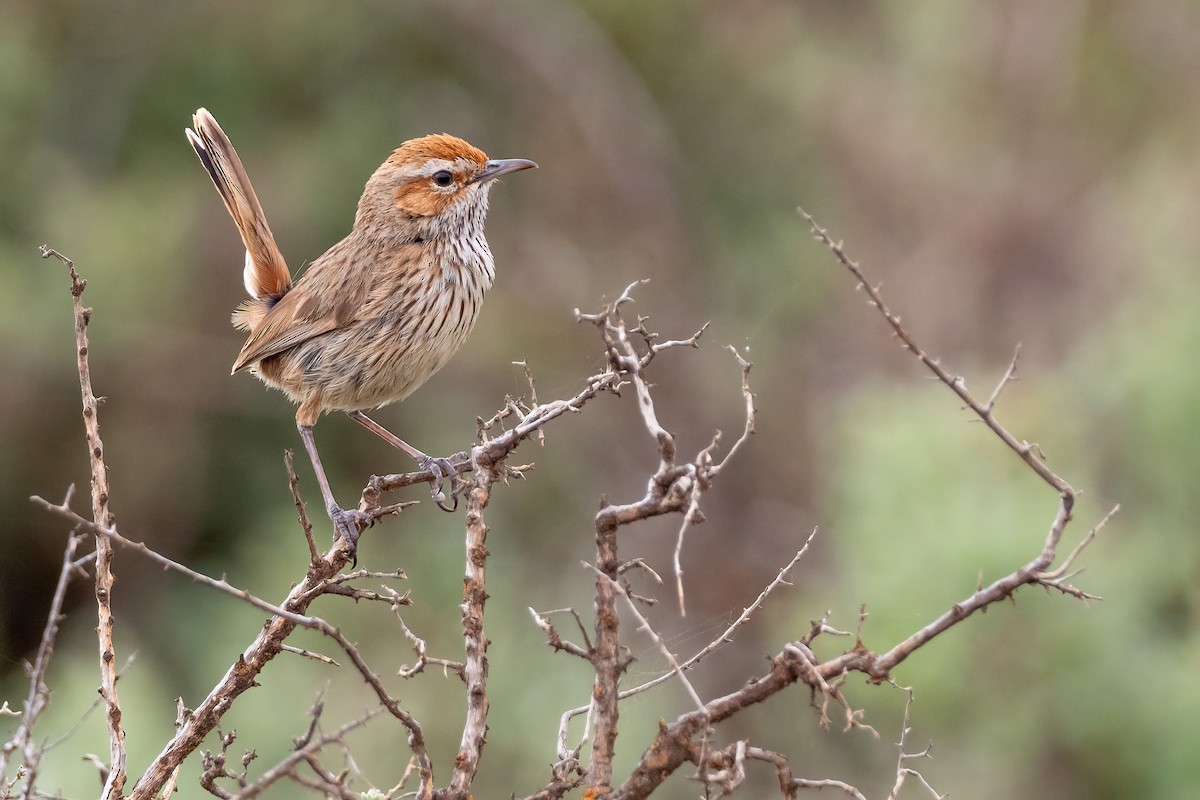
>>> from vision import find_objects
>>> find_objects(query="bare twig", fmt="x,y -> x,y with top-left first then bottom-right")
199,729 -> 247,798
792,777 -> 867,800
392,590 -> 465,680
285,450 -> 321,566
322,569 -> 411,605
798,210 -> 1073,496
362,347 -> 627,513
554,538 -> 813,767
280,645 -> 340,667
709,346 -> 756,475
41,246 -> 126,800
158,698 -> 190,800
634,538 -> 812,700
798,209 -> 1107,679
670,483 -> 705,617
1036,503 -> 1119,590
586,563 -> 706,713
230,708 -> 383,799
0,529 -> 92,796
529,608 -> 592,661
667,345 -> 756,613
514,359 -> 544,445
984,344 -> 1022,413
885,686 -> 944,800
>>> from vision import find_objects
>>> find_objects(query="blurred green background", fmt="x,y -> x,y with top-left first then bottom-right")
1,1 -> 1193,797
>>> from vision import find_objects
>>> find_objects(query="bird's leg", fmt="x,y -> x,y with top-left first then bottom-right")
297,422 -> 371,555
347,410 -> 460,512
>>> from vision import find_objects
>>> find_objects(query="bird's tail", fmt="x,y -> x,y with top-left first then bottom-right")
187,108 -> 292,328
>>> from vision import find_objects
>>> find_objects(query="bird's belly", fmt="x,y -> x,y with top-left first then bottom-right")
258,291 -> 483,414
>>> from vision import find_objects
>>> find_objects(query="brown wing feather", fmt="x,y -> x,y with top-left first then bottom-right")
230,237 -> 376,373
187,108 -> 292,299
230,290 -> 340,373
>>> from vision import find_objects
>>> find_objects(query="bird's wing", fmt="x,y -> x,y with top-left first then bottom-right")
231,288 -> 343,373
230,240 -> 380,373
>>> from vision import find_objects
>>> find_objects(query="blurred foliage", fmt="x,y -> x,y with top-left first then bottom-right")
2,0 -> 1197,797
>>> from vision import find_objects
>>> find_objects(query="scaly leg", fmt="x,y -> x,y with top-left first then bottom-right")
347,410 -> 460,512
297,422 -> 371,554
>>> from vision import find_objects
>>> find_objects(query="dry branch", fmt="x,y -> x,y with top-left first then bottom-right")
798,209 -> 1113,675
28,225 -> 1112,800
40,246 -> 127,800
443,453 -> 499,797
31,491 -> 434,800
583,215 -> 1116,798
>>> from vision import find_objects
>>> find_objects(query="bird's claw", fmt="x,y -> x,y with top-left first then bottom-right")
330,505 -> 372,566
419,456 -> 461,512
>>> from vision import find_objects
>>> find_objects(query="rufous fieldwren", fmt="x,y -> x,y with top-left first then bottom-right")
186,108 -> 536,553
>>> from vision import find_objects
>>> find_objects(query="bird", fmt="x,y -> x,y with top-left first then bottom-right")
185,108 -> 536,553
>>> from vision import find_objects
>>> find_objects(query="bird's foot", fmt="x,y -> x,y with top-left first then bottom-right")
418,455 -> 461,512
329,504 -> 372,565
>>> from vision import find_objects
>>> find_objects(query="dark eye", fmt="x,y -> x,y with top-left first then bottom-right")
432,170 -> 454,188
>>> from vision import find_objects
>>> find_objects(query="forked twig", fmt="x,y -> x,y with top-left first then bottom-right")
797,209 -> 1111,678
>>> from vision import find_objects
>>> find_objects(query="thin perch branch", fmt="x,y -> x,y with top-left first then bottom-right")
41,246 -> 127,800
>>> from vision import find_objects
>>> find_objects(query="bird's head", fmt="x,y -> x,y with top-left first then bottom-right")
357,133 -> 536,237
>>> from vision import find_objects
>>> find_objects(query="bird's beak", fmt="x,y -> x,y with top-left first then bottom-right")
470,158 -> 538,184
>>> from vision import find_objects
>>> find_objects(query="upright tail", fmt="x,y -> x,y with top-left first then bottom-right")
186,108 -> 292,311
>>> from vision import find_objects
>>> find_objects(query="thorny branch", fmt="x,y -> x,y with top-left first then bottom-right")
40,246 -> 127,800
554,216 -> 1117,800
568,282 -> 757,793
33,251 -> 750,799
548,534 -> 816,762
32,490 -> 433,800
27,222 -> 1114,800
442,442 -> 499,798
586,563 -> 706,713
796,212 -> 1071,495
205,698 -> 382,799
798,209 -> 1116,674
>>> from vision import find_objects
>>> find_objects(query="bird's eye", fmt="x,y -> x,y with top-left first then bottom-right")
432,170 -> 454,188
